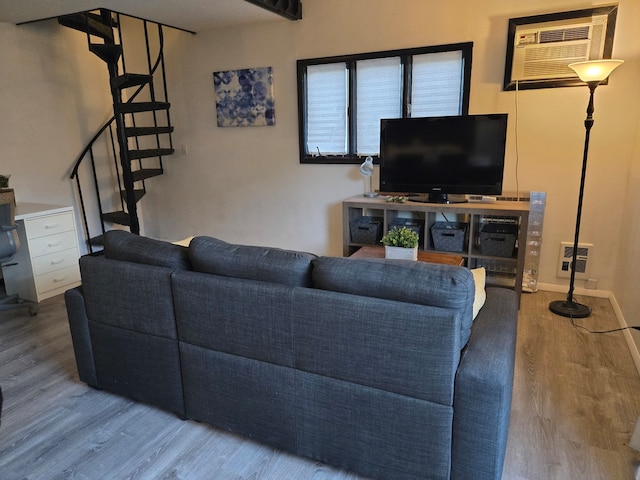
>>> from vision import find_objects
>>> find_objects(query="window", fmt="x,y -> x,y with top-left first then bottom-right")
297,42 -> 472,164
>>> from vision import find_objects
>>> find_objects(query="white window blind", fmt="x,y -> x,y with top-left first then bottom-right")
411,51 -> 463,117
356,57 -> 402,155
306,63 -> 347,155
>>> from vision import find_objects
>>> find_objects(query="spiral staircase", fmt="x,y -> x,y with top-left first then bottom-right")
60,9 -> 175,250
59,1 -> 301,252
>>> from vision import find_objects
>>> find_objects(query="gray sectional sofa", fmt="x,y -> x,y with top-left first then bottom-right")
65,230 -> 518,480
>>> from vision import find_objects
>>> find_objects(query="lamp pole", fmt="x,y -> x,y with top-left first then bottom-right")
549,59 -> 623,318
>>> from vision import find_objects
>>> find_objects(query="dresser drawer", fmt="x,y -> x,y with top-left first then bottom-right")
35,265 -> 81,295
25,212 -> 75,239
32,248 -> 80,276
29,231 -> 78,257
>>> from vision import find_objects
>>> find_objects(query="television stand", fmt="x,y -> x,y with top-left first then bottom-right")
343,195 -> 531,306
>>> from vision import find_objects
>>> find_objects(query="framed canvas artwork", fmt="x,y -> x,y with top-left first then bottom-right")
213,66 -> 275,127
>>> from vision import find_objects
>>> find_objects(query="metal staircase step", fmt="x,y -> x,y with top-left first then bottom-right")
89,235 -> 105,247
132,168 -> 164,182
57,12 -> 115,41
111,74 -> 152,90
128,148 -> 174,160
125,126 -> 174,137
121,189 -> 146,202
244,0 -> 302,20
102,211 -> 131,226
115,102 -> 170,114
89,43 -> 122,64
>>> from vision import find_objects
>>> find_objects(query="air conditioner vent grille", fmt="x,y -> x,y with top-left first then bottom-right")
522,42 -> 589,78
524,43 -> 589,62
540,26 -> 590,43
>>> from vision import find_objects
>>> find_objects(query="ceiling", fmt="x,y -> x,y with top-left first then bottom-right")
0,0 -> 288,32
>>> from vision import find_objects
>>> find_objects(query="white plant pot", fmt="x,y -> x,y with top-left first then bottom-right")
384,245 -> 418,260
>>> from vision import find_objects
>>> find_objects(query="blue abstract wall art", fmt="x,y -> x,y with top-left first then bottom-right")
213,66 -> 275,127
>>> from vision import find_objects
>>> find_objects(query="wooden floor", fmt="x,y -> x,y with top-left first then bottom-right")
1,290 -> 640,479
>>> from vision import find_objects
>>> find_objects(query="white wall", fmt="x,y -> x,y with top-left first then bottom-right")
614,0 -> 640,355
144,0 -> 640,293
617,117 -> 640,356
0,20 -> 112,216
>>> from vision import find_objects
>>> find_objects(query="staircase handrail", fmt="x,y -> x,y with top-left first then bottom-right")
70,116 -> 115,179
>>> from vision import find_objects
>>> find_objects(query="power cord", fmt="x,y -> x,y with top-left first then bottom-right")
570,316 -> 640,334
514,80 -> 520,200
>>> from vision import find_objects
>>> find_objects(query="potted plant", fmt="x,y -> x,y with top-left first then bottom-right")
0,174 -> 10,189
381,225 -> 419,260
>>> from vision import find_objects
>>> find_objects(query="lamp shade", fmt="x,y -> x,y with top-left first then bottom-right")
568,59 -> 624,83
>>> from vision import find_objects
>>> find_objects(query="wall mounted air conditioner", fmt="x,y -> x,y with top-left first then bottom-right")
511,15 -> 608,82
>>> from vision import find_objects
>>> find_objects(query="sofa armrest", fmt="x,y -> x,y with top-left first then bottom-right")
64,286 -> 98,387
451,287 -> 518,480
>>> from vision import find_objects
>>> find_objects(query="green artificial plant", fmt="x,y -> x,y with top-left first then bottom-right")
381,226 -> 419,248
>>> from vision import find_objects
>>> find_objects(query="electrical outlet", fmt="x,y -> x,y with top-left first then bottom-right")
181,144 -> 189,155
585,278 -> 598,289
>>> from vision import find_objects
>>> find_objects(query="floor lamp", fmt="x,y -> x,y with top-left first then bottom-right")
549,59 -> 624,319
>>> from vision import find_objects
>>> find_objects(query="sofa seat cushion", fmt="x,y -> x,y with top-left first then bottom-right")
312,256 -> 475,346
104,230 -> 191,270
189,236 -> 316,287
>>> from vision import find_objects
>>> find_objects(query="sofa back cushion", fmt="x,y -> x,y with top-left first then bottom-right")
312,256 -> 475,346
79,254 -> 186,416
172,270 -> 296,367
104,230 -> 191,270
80,255 -> 179,338
292,287 -> 461,405
189,236 -> 316,287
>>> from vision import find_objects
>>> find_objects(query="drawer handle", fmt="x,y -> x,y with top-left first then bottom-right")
48,241 -> 63,247
44,223 -> 60,229
53,276 -> 67,283
50,258 -> 65,265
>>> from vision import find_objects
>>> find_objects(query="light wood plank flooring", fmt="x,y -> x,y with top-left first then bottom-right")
1,290 -> 640,479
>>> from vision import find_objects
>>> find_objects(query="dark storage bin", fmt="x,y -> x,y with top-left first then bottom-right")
389,218 -> 424,244
480,223 -> 518,257
431,222 -> 467,252
350,216 -> 383,245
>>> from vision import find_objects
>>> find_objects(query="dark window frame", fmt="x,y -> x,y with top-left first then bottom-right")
297,42 -> 473,164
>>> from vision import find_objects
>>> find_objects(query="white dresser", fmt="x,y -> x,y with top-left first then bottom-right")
2,203 -> 81,303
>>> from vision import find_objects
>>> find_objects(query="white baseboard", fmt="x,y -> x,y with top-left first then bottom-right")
538,283 -> 640,377
609,294 -> 640,377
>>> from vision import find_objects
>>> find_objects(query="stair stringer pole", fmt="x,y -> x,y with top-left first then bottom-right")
102,9 -> 141,234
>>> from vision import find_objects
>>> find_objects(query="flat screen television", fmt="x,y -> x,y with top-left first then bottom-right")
379,114 -> 508,203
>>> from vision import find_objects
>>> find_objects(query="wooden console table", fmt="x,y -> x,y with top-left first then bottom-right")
350,245 -> 464,266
